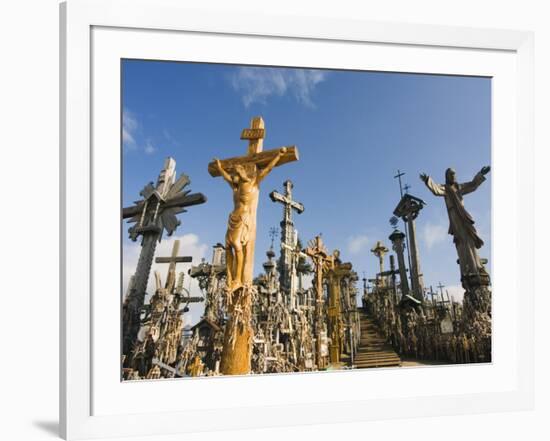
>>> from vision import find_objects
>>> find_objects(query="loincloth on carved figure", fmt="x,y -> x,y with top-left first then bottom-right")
226,210 -> 250,246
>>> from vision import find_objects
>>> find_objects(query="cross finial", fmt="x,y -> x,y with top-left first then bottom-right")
284,179 -> 293,197
269,226 -> 279,249
240,116 -> 265,155
394,169 -> 406,198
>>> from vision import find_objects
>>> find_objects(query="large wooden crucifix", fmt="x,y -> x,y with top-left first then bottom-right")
208,116 -> 299,375
304,235 -> 333,369
269,180 -> 304,293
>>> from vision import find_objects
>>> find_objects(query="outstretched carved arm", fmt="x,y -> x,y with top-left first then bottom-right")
459,168 -> 488,196
420,173 -> 446,196
258,147 -> 287,182
214,158 -> 233,184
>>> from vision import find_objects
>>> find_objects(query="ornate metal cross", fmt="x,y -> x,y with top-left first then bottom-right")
122,158 -> 206,357
270,180 -> 304,292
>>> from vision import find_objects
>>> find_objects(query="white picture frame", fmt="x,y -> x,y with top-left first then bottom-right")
60,0 -> 534,439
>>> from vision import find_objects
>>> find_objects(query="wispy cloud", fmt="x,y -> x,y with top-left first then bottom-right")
347,234 -> 370,255
230,67 -> 327,108
422,222 -> 447,249
144,140 -> 156,155
122,109 -> 160,155
162,128 -> 179,146
122,110 -> 138,149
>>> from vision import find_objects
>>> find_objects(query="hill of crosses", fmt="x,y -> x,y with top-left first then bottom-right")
121,116 -> 492,380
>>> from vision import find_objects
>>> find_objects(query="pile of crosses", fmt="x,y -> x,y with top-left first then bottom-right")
121,118 -> 362,380
361,178 -> 492,364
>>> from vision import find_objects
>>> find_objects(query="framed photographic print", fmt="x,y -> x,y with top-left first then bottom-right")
60,0 -> 534,439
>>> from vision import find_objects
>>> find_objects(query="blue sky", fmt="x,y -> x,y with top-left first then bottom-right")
121,60 -> 491,317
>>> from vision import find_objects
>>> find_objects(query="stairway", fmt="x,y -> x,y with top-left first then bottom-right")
354,309 -> 401,369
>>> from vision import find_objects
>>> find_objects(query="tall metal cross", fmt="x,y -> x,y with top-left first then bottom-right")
270,180 -> 304,291
393,169 -> 413,291
122,158 -> 206,357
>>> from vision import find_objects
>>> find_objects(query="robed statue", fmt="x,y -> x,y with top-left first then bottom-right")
420,166 -> 491,287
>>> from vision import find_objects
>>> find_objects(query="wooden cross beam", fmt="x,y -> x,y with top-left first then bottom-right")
208,116 -> 298,177
304,235 -> 330,262
122,192 -> 206,219
379,269 -> 400,277
207,146 -> 298,177
281,241 -> 307,257
183,296 -> 204,303
154,240 -> 192,268
152,358 -> 181,377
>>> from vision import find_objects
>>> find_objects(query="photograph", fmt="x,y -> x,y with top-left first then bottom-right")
120,60 -> 492,380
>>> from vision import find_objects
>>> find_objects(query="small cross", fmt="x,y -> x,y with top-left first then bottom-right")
269,180 -> 305,215
155,240 -> 193,268
394,169 -> 406,198
155,240 -> 193,290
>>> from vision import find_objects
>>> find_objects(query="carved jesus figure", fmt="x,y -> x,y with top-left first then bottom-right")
420,166 -> 490,286
214,147 -> 287,292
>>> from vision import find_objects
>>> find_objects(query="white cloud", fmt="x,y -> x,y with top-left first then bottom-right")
122,110 -> 158,155
422,222 -> 447,249
347,234 -> 370,255
162,128 -> 179,146
122,110 -> 137,149
122,233 -> 210,326
144,140 -> 156,155
230,67 -> 327,108
301,273 -> 313,290
444,285 -> 465,303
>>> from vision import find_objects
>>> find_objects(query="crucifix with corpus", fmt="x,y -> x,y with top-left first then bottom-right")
304,235 -> 333,369
208,116 -> 299,375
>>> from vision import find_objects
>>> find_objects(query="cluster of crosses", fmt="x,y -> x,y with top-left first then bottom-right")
360,170 -> 492,365
121,117 -> 492,380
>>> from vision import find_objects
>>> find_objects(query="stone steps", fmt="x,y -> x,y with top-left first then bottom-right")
354,309 -> 401,369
